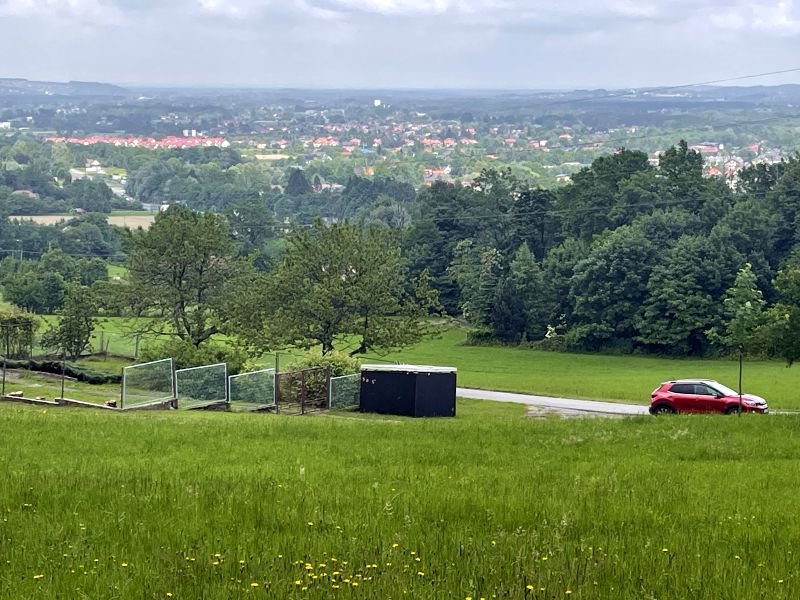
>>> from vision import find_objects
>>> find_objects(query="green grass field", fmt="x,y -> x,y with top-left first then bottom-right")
0,402 -> 798,599
365,328 -> 800,408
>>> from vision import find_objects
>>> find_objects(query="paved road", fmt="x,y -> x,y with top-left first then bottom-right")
457,387 -> 650,417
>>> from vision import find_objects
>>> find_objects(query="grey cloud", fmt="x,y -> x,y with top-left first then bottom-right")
0,0 -> 797,88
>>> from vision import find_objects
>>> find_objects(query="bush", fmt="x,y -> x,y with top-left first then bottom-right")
140,338 -> 248,375
290,349 -> 360,377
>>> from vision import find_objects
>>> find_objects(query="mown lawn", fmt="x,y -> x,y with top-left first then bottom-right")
366,327 -> 800,408
0,402 -> 798,599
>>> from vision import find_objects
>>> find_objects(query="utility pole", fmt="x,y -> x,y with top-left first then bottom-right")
738,344 -> 743,415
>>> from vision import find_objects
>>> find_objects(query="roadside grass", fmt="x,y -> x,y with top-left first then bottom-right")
0,402 -> 798,599
366,327 -> 800,409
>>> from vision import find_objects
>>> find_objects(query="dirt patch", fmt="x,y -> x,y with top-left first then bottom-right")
11,214 -> 155,229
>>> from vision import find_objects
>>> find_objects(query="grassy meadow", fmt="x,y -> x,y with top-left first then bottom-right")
0,401 -> 798,599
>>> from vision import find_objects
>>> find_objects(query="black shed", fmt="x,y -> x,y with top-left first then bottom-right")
359,364 -> 457,417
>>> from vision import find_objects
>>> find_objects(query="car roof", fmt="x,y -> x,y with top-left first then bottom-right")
666,379 -> 719,384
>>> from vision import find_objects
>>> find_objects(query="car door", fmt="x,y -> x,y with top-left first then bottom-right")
668,383 -> 700,412
693,384 -> 720,413
700,384 -> 730,413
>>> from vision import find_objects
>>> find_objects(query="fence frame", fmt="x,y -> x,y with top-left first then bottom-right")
227,367 -> 276,410
175,362 -> 228,409
121,357 -> 175,409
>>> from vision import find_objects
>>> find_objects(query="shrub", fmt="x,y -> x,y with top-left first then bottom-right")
290,349 -> 360,377
140,338 -> 248,375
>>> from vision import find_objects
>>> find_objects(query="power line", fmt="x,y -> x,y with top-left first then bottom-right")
540,66 -> 800,107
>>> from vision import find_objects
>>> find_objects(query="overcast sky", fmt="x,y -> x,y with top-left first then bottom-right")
0,0 -> 799,89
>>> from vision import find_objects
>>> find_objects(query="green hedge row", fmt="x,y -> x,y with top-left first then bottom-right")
3,359 -> 121,385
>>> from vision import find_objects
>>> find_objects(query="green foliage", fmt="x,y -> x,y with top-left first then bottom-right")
40,284 -> 98,360
237,220 -> 439,356
0,306 -> 39,358
126,205 -> 242,347
761,266 -> 800,365
285,168 -> 312,196
140,337 -> 248,375
707,263 -> 766,356
289,348 -> 360,377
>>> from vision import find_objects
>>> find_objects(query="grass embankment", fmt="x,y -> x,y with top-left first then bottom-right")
0,403 -> 797,598
367,328 -> 800,408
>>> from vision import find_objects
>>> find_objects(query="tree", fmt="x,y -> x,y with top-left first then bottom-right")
126,205 -> 240,347
286,168 -> 312,196
707,263 -> 766,407
0,307 -> 39,359
41,285 -> 97,360
568,225 -> 656,350
720,260 -> 766,326
234,220 -> 439,355
762,266 -> 800,365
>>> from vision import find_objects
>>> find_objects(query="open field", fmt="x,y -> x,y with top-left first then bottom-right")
365,328 -> 800,409
0,402 -> 798,598
11,213 -> 155,229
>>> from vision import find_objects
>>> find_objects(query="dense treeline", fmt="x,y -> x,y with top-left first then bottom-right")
403,142 -> 800,358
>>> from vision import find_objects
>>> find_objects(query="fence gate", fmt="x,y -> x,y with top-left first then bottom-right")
275,367 -> 330,414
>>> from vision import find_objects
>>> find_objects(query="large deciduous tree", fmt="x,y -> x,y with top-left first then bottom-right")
232,220 -> 439,355
126,205 -> 240,347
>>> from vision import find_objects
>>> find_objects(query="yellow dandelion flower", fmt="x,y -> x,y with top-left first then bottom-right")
121,563 -> 128,567
332,585 -> 340,589
417,571 -> 425,576
239,560 -> 246,565
307,522 -> 314,526
250,582 -> 259,588
526,585 -> 534,590
352,582 -> 359,587
661,548 -> 669,553
33,574 -> 44,580
542,556 -> 548,561
166,594 -> 173,598
386,562 -> 392,567
566,591 -> 572,595
392,543 -> 399,549
466,596 -> 473,600
294,580 -> 302,586
212,561 -> 220,566
778,579 -> 785,584
491,540 -> 497,546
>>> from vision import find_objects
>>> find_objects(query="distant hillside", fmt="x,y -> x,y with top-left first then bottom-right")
0,77 -> 128,97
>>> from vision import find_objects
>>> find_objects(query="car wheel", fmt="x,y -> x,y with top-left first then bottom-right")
652,404 -> 676,415
725,405 -> 741,415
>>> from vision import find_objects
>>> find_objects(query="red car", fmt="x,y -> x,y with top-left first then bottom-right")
650,379 -> 769,415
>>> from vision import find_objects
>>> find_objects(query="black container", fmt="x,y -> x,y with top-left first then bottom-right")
359,364 -> 457,417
